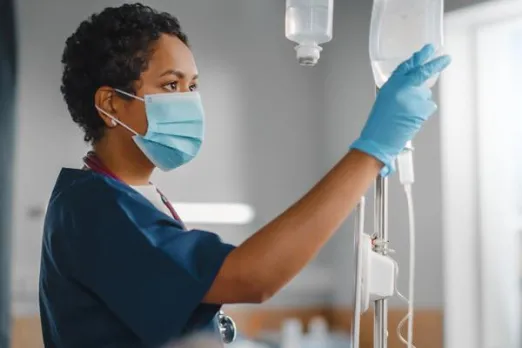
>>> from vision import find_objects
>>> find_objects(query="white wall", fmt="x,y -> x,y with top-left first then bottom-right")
441,2 -> 522,346
11,0 -> 326,314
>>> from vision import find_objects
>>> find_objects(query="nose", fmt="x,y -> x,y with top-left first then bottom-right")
179,80 -> 192,93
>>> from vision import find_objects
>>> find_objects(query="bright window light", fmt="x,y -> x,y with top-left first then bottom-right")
172,202 -> 255,225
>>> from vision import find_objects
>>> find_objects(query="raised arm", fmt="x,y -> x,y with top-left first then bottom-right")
204,44 -> 452,304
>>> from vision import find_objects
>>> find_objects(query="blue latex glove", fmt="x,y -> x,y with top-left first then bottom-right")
350,44 -> 452,176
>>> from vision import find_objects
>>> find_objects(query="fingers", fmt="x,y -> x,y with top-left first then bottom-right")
393,44 -> 436,75
415,86 -> 433,100
396,88 -> 437,118
424,100 -> 438,119
407,55 -> 452,86
402,97 -> 438,121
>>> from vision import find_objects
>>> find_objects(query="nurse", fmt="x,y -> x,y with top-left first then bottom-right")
39,3 -> 451,348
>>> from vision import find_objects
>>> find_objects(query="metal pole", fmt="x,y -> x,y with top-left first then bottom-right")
374,175 -> 389,348
373,86 -> 388,348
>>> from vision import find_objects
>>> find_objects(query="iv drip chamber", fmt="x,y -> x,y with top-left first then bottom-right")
285,0 -> 334,66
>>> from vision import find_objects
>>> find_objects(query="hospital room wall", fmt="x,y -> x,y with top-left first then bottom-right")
11,0 -> 327,317
320,0 -> 493,309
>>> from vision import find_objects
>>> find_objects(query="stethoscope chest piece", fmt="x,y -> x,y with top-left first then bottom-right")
218,311 -> 237,344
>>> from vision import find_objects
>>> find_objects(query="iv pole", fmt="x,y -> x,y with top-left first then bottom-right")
353,89 -> 389,348
373,85 -> 388,348
374,174 -> 388,348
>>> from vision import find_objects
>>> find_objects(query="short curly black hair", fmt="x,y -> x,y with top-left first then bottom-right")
61,3 -> 189,143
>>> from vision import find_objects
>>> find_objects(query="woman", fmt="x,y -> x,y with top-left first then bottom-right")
39,3 -> 450,348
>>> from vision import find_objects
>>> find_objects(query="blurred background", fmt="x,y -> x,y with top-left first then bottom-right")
2,0 -> 522,347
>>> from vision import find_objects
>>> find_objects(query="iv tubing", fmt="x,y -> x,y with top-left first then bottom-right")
397,143 -> 416,348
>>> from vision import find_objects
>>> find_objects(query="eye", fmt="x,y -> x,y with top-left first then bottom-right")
163,81 -> 178,92
189,83 -> 198,92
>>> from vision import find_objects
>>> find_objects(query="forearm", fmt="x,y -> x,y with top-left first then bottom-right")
204,149 -> 382,304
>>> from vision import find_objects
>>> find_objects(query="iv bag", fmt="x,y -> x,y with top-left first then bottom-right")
285,0 -> 334,66
369,0 -> 444,88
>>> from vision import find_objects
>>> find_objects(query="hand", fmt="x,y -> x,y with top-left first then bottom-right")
350,44 -> 452,176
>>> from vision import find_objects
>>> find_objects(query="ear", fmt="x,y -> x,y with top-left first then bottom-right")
94,87 -> 121,128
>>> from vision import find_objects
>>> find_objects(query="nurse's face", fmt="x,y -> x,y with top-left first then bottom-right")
105,34 -> 199,137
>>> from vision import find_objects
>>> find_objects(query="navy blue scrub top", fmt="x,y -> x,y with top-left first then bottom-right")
39,168 -> 236,348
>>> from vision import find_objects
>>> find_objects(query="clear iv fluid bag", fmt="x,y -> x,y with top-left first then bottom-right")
369,0 -> 444,88
285,0 -> 334,66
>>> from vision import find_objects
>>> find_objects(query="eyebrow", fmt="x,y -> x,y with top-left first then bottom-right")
159,69 -> 199,80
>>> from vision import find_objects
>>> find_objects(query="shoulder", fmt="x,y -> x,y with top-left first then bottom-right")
44,168 -> 184,242
46,168 -> 160,221
44,168 -> 163,236
48,168 -> 137,207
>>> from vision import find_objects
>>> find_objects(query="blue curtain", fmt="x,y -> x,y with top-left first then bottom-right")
0,0 -> 17,346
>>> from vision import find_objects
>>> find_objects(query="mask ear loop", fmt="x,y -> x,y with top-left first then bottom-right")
115,89 -> 145,102
95,105 -> 139,136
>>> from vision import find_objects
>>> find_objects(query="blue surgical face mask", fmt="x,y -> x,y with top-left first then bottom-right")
96,90 -> 205,171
